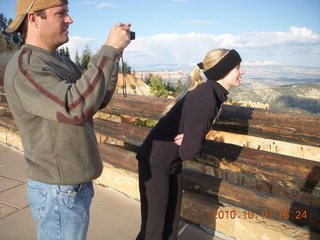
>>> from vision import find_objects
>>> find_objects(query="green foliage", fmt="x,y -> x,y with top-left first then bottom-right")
165,81 -> 175,92
148,75 -> 169,98
0,13 -> 23,46
81,46 -> 91,70
134,118 -> 158,128
144,75 -> 187,98
0,13 -> 6,32
119,61 -> 132,74
75,50 -> 81,68
144,74 -> 151,85
229,81 -> 320,114
57,46 -> 71,59
175,79 -> 184,96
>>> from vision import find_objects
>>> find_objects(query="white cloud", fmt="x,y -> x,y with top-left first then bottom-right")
60,27 -> 320,71
243,61 -> 281,66
311,47 -> 320,54
236,26 -> 320,47
125,26 -> 320,70
288,26 -> 319,42
62,36 -> 97,61
96,2 -> 116,8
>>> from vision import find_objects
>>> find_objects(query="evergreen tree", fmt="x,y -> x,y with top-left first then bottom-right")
0,13 -> 23,46
81,46 -> 91,70
58,47 -> 65,56
144,73 -> 153,85
0,13 -> 7,33
119,61 -> 132,74
165,81 -> 175,92
149,75 -> 169,98
175,79 -> 184,96
75,50 -> 81,69
57,47 -> 71,59
65,46 -> 70,59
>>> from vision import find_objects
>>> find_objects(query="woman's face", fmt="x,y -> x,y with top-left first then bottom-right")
220,64 -> 245,90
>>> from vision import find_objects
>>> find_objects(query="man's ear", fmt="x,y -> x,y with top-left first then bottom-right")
27,12 -> 39,29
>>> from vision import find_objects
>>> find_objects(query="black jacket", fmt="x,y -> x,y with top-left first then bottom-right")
136,80 -> 228,172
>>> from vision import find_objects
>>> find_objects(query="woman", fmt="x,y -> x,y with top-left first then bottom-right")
136,49 -> 245,240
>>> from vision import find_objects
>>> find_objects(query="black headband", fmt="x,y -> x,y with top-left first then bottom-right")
197,49 -> 242,81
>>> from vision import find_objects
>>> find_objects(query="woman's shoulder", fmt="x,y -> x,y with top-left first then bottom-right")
187,82 -> 214,100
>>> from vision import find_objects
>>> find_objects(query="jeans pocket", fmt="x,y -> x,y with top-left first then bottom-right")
59,184 -> 82,209
27,184 -> 47,223
59,182 -> 94,209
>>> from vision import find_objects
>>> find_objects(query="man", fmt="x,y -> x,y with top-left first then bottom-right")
4,0 -> 132,239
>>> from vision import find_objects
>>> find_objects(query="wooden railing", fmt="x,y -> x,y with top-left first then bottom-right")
1,90 -> 320,237
97,93 -> 320,235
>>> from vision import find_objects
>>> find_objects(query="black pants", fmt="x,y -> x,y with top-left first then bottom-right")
136,163 -> 182,240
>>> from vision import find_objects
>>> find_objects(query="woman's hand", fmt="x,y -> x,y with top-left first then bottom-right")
174,134 -> 184,146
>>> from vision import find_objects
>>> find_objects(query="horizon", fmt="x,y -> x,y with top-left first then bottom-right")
1,0 -> 320,73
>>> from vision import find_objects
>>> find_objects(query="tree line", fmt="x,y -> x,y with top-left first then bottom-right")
0,13 -> 23,46
143,74 -> 184,98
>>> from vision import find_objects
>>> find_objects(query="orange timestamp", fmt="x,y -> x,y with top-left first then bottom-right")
212,209 -> 308,220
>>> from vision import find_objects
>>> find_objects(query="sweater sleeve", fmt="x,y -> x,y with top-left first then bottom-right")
178,91 -> 218,160
12,45 -> 120,124
99,59 -> 119,110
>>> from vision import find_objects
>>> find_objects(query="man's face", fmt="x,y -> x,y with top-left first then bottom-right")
37,4 -> 73,50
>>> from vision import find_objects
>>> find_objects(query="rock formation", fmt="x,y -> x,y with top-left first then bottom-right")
116,73 -> 150,96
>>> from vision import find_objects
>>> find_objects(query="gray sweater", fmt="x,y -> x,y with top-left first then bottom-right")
4,44 -> 120,185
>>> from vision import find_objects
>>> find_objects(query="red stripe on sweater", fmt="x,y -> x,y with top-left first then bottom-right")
19,48 -> 108,112
57,107 -> 97,125
68,56 -> 108,110
18,48 -> 65,106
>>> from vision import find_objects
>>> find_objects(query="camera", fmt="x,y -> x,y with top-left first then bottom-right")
130,31 -> 135,40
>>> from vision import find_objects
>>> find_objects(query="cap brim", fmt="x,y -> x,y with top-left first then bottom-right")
5,14 -> 27,34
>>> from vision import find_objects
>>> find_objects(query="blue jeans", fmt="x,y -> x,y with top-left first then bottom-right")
27,179 -> 94,240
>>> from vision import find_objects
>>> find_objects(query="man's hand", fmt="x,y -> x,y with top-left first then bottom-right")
174,134 -> 184,146
105,22 -> 132,52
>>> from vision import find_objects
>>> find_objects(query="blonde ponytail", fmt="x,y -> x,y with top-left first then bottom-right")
161,48 -> 230,116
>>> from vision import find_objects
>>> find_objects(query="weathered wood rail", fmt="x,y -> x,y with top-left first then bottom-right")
1,90 -> 320,239
102,94 -> 320,147
98,93 -> 320,236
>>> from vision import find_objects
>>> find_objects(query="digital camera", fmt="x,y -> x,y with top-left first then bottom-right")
130,31 -> 135,40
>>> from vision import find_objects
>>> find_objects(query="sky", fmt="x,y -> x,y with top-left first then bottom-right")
1,0 -> 320,72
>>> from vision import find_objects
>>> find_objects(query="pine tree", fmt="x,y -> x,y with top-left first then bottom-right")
65,47 -> 70,59
165,81 -> 175,92
119,61 -> 132,74
75,50 -> 81,69
149,75 -> 169,98
57,47 -> 71,59
0,13 -> 23,46
81,46 -> 91,70
175,79 -> 184,96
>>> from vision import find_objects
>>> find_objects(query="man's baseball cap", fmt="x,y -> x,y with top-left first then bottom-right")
6,0 -> 68,33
